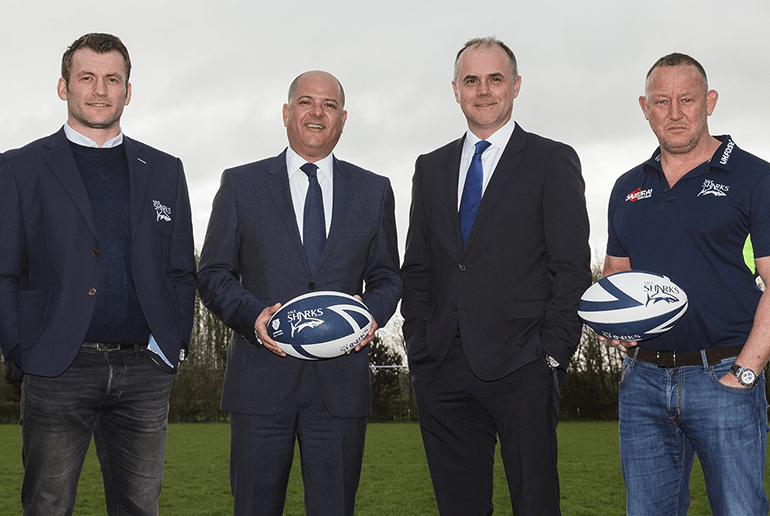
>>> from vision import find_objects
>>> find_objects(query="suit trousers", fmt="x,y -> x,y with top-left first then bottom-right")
413,337 -> 561,516
229,364 -> 368,516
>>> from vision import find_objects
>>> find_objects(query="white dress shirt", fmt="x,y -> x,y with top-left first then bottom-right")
286,147 -> 334,242
63,121 -> 124,148
456,119 -> 516,209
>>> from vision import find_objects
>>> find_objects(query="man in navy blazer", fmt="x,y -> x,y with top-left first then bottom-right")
0,34 -> 196,515
401,37 -> 591,515
197,70 -> 401,516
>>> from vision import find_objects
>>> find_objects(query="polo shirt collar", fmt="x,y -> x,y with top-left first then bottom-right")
644,134 -> 736,175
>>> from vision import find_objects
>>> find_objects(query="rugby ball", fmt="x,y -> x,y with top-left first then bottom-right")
578,270 -> 688,341
267,291 -> 373,360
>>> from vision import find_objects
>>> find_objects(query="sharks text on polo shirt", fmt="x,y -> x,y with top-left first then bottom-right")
697,179 -> 730,197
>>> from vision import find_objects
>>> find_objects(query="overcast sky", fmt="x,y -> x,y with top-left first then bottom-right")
2,0 -> 769,264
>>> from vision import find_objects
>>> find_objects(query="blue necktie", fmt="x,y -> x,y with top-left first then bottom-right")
459,140 -> 491,246
301,163 -> 326,270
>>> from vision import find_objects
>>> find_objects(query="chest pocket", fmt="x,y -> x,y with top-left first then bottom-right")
149,198 -> 174,236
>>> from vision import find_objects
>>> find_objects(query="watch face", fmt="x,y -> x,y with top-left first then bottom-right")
741,370 -> 756,385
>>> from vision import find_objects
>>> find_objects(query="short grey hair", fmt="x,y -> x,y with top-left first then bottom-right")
646,52 -> 708,92
454,37 -> 518,83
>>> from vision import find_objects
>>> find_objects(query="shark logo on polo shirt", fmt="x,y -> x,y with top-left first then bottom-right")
697,179 -> 729,197
625,188 -> 653,202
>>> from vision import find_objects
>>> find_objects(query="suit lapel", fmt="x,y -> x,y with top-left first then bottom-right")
266,150 -> 310,272
124,137 -> 151,243
42,130 -> 98,238
445,139 -> 465,252
430,137 -> 465,254
463,124 -> 526,250
316,156 -> 353,271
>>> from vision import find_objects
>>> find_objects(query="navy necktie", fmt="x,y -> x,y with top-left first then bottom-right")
301,163 -> 326,270
459,140 -> 491,246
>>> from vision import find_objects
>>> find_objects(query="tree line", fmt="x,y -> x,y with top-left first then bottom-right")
0,291 -> 627,424
5,265 -> 764,423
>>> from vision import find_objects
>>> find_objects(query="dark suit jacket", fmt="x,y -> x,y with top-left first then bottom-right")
197,150 -> 402,418
401,124 -> 591,383
0,129 -> 197,376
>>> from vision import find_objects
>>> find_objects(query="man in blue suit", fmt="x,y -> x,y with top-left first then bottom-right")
0,33 -> 196,515
401,37 -> 591,515
197,70 -> 402,516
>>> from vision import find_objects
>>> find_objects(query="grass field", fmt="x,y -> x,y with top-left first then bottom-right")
0,421 -> 759,515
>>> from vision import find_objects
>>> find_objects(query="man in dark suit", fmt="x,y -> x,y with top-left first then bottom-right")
197,70 -> 402,516
0,33 -> 196,516
401,37 -> 591,515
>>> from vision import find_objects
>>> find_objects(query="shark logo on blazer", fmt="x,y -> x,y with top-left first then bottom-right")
153,200 -> 172,222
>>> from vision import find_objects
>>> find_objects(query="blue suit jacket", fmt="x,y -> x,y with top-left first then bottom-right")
401,124 -> 592,383
0,129 -> 197,376
197,150 -> 402,418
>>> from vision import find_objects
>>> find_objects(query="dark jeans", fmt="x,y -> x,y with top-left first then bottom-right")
20,345 -> 173,516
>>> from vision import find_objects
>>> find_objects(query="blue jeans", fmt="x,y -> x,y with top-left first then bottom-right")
20,345 -> 173,516
619,349 -> 770,516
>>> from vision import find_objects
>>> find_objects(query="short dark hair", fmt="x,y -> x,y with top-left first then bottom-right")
61,33 -> 131,85
454,36 -> 518,82
288,71 -> 346,108
646,52 -> 708,91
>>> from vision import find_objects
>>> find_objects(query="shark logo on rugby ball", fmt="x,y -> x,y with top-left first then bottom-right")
288,308 -> 325,337
644,282 -> 682,306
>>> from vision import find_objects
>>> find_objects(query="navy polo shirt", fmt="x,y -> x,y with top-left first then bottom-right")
606,135 -> 770,352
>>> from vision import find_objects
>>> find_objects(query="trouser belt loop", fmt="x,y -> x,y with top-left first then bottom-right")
701,349 -> 709,370
631,346 -> 640,366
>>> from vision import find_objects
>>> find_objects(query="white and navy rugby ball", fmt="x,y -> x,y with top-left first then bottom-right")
578,271 -> 688,341
267,291 -> 373,360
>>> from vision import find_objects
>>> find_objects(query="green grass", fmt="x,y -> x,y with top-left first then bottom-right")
0,421 -> 762,515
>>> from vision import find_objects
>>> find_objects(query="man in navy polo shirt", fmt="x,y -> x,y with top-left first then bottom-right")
603,53 -> 770,515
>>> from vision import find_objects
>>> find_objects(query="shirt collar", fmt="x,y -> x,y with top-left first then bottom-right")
709,135 -> 737,172
645,134 -> 735,175
63,122 -> 124,148
286,146 -> 334,181
464,118 -> 516,153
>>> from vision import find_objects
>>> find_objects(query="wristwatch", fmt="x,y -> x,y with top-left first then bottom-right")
545,354 -> 560,371
729,363 -> 759,387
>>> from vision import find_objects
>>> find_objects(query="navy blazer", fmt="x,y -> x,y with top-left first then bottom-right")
401,124 -> 592,383
197,150 -> 402,418
0,129 -> 197,376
